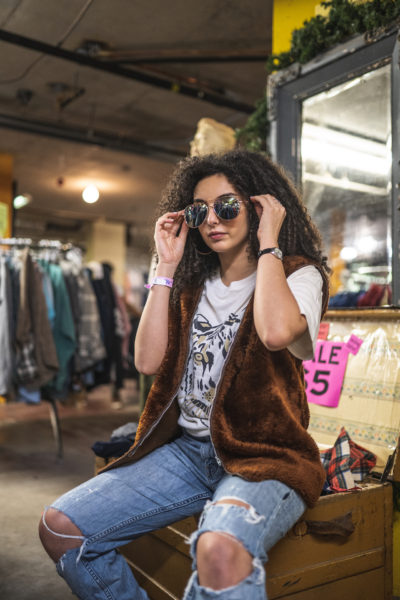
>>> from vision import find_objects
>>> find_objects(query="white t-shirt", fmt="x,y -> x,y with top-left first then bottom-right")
176,265 -> 323,437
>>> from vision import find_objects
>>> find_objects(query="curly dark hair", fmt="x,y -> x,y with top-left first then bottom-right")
155,149 -> 329,303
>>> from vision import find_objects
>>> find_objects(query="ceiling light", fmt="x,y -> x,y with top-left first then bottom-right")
340,246 -> 358,261
357,236 -> 378,254
82,184 -> 99,204
13,193 -> 32,209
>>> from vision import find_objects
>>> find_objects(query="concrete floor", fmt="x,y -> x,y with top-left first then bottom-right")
0,383 -> 139,600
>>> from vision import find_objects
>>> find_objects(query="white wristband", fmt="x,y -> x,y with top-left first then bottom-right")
144,276 -> 174,290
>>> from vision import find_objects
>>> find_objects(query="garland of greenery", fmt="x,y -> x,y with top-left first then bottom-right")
236,0 -> 400,151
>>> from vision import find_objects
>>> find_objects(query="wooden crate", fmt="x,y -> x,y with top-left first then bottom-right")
120,482 -> 393,600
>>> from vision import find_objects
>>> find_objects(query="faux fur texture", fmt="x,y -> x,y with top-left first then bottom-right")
102,256 -> 329,507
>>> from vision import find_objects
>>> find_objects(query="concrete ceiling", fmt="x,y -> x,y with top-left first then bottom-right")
0,0 -> 273,238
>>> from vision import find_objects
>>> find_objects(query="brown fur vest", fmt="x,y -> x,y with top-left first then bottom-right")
101,256 -> 329,507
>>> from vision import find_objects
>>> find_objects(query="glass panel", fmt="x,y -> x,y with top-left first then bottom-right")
301,65 -> 392,308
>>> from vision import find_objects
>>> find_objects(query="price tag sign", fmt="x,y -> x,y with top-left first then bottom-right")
318,322 -> 330,340
303,336 -> 363,407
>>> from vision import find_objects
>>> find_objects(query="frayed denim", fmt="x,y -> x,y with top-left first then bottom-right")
43,432 -> 305,599
183,477 -> 306,600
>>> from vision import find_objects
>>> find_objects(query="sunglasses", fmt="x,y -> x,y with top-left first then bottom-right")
184,195 -> 244,228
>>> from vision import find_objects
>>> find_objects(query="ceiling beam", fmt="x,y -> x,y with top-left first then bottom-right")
0,29 -> 254,114
114,55 -> 268,64
0,112 -> 186,161
82,42 -> 269,64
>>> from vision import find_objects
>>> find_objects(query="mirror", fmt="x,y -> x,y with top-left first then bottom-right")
301,65 -> 392,307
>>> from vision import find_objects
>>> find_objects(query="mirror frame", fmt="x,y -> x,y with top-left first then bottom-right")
268,29 -> 400,306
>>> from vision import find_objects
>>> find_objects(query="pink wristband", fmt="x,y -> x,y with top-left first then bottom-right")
145,276 -> 174,289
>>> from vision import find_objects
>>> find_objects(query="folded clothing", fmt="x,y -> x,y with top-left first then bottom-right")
320,427 -> 376,493
92,435 -> 136,458
91,421 -> 138,459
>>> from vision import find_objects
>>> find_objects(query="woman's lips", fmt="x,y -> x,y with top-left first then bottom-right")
209,232 -> 226,240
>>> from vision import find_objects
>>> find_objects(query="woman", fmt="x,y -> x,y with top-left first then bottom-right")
39,150 -> 329,600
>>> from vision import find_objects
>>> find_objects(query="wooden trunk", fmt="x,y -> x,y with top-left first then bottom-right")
120,482 -> 393,600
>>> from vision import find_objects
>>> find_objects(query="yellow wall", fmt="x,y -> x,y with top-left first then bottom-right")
272,1 -> 367,54
0,153 -> 13,238
85,218 -> 126,287
272,1 -> 326,54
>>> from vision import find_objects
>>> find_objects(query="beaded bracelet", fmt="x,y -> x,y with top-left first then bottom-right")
144,276 -> 174,289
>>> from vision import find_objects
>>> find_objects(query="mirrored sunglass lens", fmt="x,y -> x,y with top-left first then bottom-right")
214,198 -> 240,220
185,203 -> 207,227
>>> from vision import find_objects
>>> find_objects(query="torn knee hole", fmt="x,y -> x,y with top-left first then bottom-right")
209,497 -> 265,525
41,508 -> 85,542
214,498 -> 250,510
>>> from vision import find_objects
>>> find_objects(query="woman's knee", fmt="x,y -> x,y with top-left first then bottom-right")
196,531 -> 253,589
38,507 -> 84,563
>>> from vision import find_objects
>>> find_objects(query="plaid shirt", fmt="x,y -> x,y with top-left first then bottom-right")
320,427 -> 376,493
60,262 -> 106,373
75,269 -> 106,372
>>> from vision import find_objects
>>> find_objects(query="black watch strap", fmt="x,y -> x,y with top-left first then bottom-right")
257,247 -> 283,260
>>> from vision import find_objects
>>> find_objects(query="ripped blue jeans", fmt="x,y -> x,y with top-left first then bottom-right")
43,431 -> 306,600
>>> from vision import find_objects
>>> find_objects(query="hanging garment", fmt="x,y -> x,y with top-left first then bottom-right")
41,261 -> 76,395
88,262 -> 124,389
356,283 -> 392,307
6,256 -> 20,340
15,252 -> 38,385
0,257 -> 14,395
40,267 -> 56,327
88,262 -> 115,365
16,250 -> 59,388
113,283 -> 132,366
74,267 -> 106,372
61,262 -> 80,338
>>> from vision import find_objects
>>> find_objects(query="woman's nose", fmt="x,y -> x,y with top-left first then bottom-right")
206,205 -> 219,225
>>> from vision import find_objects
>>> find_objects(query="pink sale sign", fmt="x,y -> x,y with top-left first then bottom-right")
303,335 -> 363,408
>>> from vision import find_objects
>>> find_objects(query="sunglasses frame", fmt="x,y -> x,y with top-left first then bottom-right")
184,195 -> 244,229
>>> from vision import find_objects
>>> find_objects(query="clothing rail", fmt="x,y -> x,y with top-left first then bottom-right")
0,237 -> 33,246
0,236 -> 80,460
0,237 -> 76,252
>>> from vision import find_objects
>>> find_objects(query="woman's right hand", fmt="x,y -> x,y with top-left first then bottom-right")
136,211 -> 188,375
154,210 -> 189,267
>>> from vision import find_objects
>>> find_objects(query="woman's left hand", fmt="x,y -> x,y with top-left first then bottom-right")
250,194 -> 286,247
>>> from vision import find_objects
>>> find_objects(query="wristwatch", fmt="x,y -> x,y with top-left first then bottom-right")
257,247 -> 283,260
